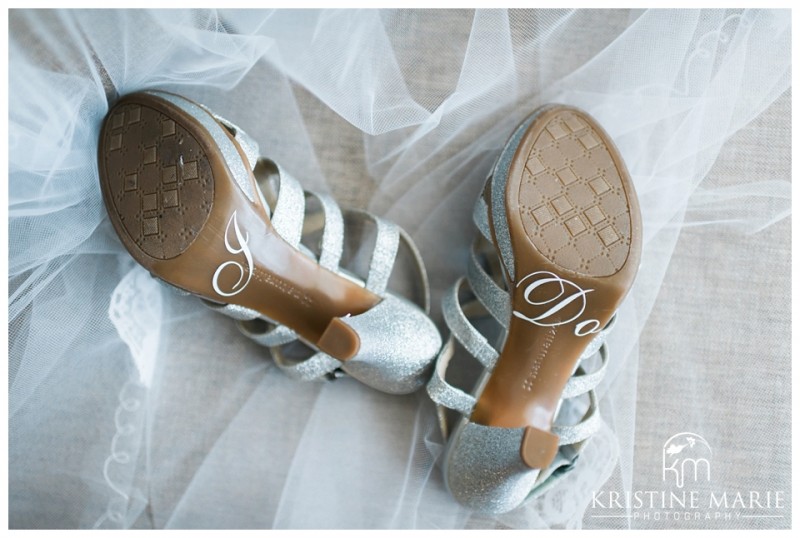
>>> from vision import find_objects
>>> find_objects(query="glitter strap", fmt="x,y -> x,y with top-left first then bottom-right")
466,242 -> 509,328
427,334 -> 477,417
562,342 -> 609,399
362,213 -> 400,295
269,164 -> 306,248
239,322 -> 298,347
579,313 -> 615,361
209,112 -> 260,172
442,278 -> 499,370
398,224 -> 431,313
307,191 -> 345,271
271,349 -> 342,381
552,389 -> 601,446
201,300 -> 261,321
472,195 -> 492,242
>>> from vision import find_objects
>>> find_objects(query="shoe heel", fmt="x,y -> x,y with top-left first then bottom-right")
317,317 -> 360,360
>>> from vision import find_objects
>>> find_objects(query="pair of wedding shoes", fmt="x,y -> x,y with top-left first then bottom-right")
98,92 -> 641,514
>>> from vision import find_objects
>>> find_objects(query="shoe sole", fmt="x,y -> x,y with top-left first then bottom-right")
471,104 -> 641,468
97,91 -> 379,360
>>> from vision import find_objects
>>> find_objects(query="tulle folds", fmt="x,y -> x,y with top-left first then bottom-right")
8,8 -> 790,529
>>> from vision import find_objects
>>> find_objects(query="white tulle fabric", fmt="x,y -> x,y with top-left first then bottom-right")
8,9 -> 790,529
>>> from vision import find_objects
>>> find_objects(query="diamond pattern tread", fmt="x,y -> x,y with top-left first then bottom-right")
101,102 -> 214,260
517,109 -> 632,277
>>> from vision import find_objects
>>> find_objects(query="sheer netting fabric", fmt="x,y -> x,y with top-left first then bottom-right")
8,9 -> 790,529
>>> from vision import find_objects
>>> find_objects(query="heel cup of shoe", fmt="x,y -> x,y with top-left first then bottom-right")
317,317 -> 360,361
520,426 -> 559,469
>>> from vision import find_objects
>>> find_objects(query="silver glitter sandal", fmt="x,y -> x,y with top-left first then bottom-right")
426,104 -> 641,513
98,90 -> 441,394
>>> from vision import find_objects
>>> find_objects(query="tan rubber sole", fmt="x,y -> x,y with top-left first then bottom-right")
470,105 -> 641,467
97,91 -> 380,361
